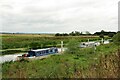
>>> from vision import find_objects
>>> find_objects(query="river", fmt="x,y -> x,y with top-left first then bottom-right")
0,40 -> 109,63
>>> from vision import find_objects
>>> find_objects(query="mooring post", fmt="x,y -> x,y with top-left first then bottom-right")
61,41 -> 63,53
101,38 -> 104,44
88,39 -> 89,43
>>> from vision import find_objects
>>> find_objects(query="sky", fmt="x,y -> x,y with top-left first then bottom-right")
0,0 -> 119,33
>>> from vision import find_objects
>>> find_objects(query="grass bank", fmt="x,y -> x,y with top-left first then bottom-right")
2,34 -> 107,49
2,43 -> 119,78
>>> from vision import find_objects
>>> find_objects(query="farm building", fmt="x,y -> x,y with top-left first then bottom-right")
28,47 -> 58,57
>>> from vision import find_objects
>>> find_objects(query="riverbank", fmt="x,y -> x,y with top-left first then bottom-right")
2,43 -> 118,78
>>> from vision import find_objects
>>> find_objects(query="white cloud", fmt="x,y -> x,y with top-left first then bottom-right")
0,0 -> 119,33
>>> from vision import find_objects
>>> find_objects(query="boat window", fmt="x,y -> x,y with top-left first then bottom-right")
43,51 -> 45,53
83,43 -> 85,45
55,49 -> 58,52
46,50 -> 49,53
28,51 -> 35,56
50,49 -> 53,52
41,51 -> 43,54
37,51 -> 41,54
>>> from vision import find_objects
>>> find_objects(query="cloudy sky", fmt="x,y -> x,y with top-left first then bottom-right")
0,0 -> 119,33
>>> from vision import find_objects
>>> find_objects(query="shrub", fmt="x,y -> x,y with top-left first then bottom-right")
108,33 -> 115,38
66,38 -> 79,54
99,34 -> 104,39
113,32 -> 120,46
19,58 -> 29,62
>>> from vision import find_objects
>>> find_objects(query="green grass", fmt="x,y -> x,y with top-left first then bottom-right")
2,34 -> 102,49
2,43 -> 118,78
1,34 -> 116,78
0,50 -> 27,56
1,34 -> 105,55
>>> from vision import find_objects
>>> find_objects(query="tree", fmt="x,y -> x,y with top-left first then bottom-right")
113,31 -> 120,46
63,33 -> 69,36
80,32 -> 83,35
55,33 -> 60,36
69,31 -> 75,36
101,30 -> 105,33
69,31 -> 81,36
99,34 -> 104,39
75,31 -> 80,36
66,38 -> 79,54
108,33 -> 115,38
85,31 -> 91,35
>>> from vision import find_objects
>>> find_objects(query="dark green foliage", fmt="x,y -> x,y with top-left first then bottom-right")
55,31 -> 91,36
19,58 -> 29,62
94,30 -> 116,36
113,32 -> 120,46
99,34 -> 104,38
108,33 -> 115,38
55,33 -> 69,36
69,31 -> 81,36
66,38 -> 79,54
55,33 -> 60,36
73,57 -> 79,60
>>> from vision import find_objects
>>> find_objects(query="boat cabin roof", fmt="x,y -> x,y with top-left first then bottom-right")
81,42 -> 95,44
29,47 -> 56,52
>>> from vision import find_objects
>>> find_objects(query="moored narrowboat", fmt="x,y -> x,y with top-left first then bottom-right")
28,47 -> 58,57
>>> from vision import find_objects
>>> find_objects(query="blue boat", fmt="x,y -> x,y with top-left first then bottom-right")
28,47 -> 58,57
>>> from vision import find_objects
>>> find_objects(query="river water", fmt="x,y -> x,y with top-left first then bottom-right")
0,40 -> 109,63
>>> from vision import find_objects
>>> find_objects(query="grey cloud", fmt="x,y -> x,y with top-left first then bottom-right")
1,0 -> 119,33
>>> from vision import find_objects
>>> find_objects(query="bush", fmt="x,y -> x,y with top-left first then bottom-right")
99,34 -> 104,38
113,32 -> 120,46
19,58 -> 29,62
66,38 -> 79,54
108,33 -> 115,38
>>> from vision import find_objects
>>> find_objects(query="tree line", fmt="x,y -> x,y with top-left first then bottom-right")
55,31 -> 91,36
55,30 -> 117,38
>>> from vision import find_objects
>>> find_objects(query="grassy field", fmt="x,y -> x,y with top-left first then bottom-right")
1,34 -> 108,55
2,43 -> 119,78
1,34 -> 119,78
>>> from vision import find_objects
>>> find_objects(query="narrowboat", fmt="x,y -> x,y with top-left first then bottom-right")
28,47 -> 58,57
